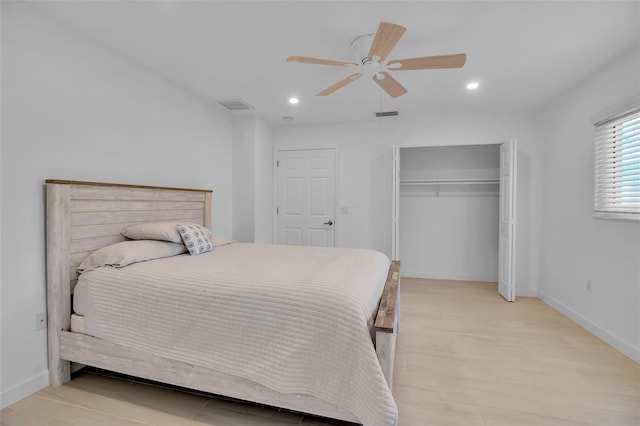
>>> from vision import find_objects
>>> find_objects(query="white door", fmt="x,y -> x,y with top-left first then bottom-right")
277,149 -> 336,247
392,145 -> 400,260
498,139 -> 517,301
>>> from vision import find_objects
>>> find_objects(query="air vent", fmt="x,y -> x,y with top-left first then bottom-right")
217,99 -> 254,111
375,110 -> 399,118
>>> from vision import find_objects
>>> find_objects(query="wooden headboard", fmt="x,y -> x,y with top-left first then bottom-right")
45,180 -> 212,383
46,180 -> 212,291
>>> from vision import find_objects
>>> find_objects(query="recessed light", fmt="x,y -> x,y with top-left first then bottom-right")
289,97 -> 299,104
466,82 -> 480,90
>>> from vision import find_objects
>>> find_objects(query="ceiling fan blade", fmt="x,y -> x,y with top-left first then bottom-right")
368,22 -> 407,62
287,56 -> 358,67
316,73 -> 363,96
387,54 -> 467,70
373,72 -> 407,98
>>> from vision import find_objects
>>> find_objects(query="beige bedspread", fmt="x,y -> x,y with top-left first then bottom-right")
74,243 -> 397,426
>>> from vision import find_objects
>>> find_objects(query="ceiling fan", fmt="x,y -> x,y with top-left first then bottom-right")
287,22 -> 466,98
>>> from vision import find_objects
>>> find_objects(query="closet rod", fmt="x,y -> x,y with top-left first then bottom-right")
400,178 -> 499,185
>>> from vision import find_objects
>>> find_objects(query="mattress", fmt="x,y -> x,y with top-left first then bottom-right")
70,314 -> 86,334
73,242 -> 397,426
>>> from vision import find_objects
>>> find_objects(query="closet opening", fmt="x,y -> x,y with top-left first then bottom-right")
392,142 -> 517,301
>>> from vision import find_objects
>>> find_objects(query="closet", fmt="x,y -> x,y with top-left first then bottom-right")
391,142 -> 517,300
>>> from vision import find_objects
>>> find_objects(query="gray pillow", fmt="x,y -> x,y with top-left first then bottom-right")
78,240 -> 187,273
122,222 -> 211,243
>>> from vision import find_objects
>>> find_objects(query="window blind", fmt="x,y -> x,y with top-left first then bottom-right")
594,109 -> 640,220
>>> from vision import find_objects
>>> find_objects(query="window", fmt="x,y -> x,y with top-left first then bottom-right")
594,108 -> 640,220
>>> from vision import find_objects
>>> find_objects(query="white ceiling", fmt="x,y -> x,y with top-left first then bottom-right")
29,0 -> 640,125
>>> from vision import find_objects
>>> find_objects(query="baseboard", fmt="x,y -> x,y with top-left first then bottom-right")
538,291 -> 640,363
518,288 -> 538,297
0,370 -> 49,409
402,270 -> 497,283
402,271 -> 536,297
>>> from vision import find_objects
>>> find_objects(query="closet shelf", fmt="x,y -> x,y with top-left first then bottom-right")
400,178 -> 499,185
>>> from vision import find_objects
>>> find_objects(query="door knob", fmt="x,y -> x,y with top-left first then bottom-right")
323,220 -> 334,226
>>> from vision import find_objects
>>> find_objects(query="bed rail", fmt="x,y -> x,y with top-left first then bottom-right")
374,260 -> 401,390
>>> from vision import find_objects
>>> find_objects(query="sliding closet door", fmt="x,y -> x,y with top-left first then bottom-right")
498,139 -> 517,301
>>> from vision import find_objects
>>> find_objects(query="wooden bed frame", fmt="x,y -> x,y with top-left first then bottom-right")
45,179 -> 400,423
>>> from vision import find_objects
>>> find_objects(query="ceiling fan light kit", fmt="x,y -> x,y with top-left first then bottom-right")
286,21 -> 467,99
350,33 -> 375,65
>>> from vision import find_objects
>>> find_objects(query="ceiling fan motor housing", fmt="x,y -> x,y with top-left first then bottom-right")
351,34 -> 385,79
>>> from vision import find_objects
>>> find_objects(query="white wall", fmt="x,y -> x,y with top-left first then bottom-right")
231,115 -> 274,243
401,194 -> 499,281
536,46 -> 640,362
254,118 -> 274,244
0,2 -> 233,407
273,111 -> 541,296
232,116 -> 256,242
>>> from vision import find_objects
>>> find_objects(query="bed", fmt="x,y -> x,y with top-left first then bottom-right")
45,180 -> 400,426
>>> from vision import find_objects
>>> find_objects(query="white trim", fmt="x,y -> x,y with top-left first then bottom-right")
402,270 -> 497,283
272,152 -> 278,243
509,139 -> 518,301
538,291 -> 640,364
402,272 -> 536,297
391,145 -> 400,260
1,370 -> 49,409
591,94 -> 640,125
594,211 -> 640,222
518,288 -> 538,298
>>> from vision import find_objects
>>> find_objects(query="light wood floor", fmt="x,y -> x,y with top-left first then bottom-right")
2,278 -> 638,425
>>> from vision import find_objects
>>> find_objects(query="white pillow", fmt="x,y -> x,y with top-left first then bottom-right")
177,223 -> 214,256
210,234 -> 234,247
78,240 -> 187,273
